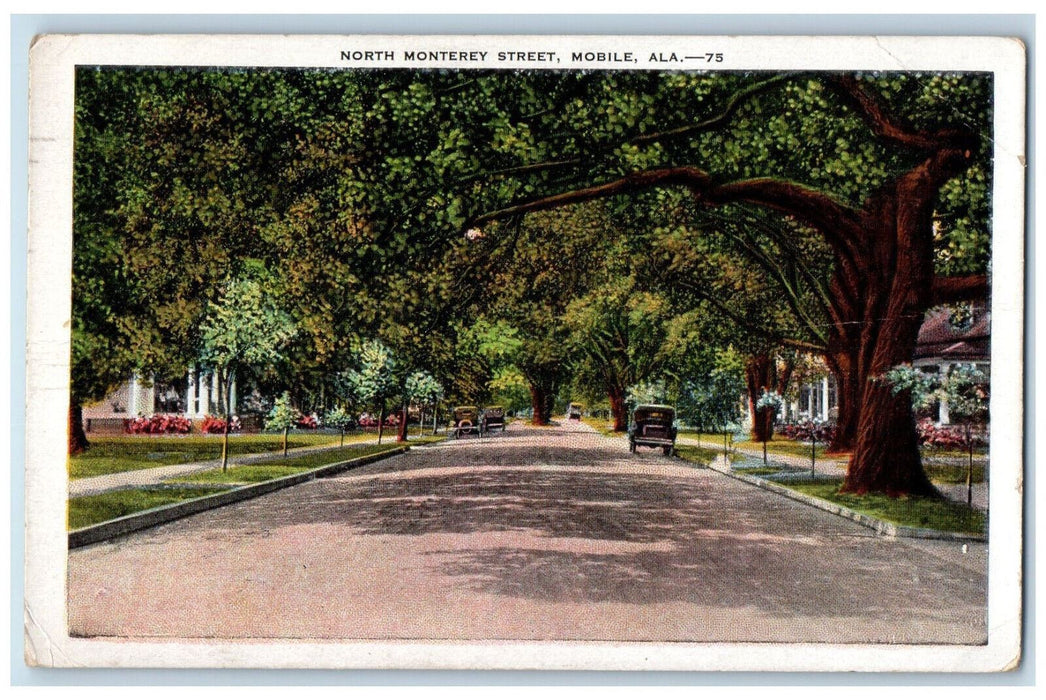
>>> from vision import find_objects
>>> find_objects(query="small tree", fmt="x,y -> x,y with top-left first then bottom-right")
199,271 -> 296,471
346,340 -> 397,445
265,392 -> 298,456
404,370 -> 442,439
324,406 -> 354,447
755,389 -> 784,465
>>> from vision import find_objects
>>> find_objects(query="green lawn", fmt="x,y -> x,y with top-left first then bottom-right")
733,438 -> 833,461
172,443 -> 404,484
71,441 -> 416,529
677,430 -> 742,446
772,477 -> 985,535
68,486 -> 231,530
580,416 -> 621,437
69,431 -> 369,479
673,444 -> 723,466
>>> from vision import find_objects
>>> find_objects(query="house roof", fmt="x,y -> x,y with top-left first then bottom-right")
914,306 -> 990,362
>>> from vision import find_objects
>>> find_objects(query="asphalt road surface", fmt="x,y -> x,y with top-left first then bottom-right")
68,420 -> 987,643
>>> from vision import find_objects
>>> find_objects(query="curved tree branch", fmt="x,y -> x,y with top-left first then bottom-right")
470,168 -> 861,254
453,73 -> 805,189
930,274 -> 989,306
824,75 -> 976,152
629,73 -> 803,146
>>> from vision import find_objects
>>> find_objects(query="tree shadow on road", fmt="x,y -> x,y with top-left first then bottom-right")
203,467 -> 985,625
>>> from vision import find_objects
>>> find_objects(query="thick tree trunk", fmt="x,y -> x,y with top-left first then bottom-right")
745,355 -> 776,443
396,403 -> 409,442
542,392 -> 557,425
608,384 -> 628,432
839,185 -> 942,497
531,385 -> 548,422
528,379 -> 558,426
68,401 -> 89,455
824,349 -> 859,453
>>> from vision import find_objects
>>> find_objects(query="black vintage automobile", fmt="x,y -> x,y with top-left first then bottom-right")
480,406 -> 506,434
450,406 -> 481,438
628,404 -> 678,456
566,403 -> 584,420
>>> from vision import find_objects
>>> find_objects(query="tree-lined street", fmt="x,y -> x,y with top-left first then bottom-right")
68,421 -> 986,643
72,68 -> 993,499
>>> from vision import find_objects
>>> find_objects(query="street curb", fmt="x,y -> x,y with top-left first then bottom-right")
706,459 -> 986,543
68,445 -> 411,549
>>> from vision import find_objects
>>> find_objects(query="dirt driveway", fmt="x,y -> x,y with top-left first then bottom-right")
68,420 -> 987,643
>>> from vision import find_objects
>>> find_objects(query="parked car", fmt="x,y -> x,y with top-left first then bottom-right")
451,406 -> 481,438
480,406 -> 506,434
566,403 -> 584,420
628,404 -> 678,456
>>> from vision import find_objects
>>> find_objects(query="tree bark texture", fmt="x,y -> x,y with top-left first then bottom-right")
744,354 -> 792,443
529,383 -> 549,425
608,384 -> 628,432
396,404 -> 409,442
68,401 -> 89,455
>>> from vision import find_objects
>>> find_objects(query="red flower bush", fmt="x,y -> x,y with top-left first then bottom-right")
125,414 -> 193,434
915,418 -> 985,449
200,415 -> 232,434
779,421 -> 836,444
297,414 -> 318,430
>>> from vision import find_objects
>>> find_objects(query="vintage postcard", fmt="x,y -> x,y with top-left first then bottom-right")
24,34 -> 1025,671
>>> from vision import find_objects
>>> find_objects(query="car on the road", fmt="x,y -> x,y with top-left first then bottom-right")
450,406 -> 481,438
628,404 -> 678,456
566,403 -> 584,420
480,406 -> 506,435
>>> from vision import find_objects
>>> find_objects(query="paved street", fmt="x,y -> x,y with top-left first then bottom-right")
68,420 -> 987,643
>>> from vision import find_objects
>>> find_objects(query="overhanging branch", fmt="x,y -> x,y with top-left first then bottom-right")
930,275 -> 989,306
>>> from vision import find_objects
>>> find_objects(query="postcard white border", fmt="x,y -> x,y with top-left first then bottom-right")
25,33 -> 1026,672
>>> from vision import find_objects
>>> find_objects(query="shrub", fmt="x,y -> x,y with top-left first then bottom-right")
916,418 -> 986,449
779,421 -> 836,444
125,414 -> 193,434
200,414 -> 242,434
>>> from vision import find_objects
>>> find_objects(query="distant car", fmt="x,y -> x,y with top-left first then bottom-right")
628,404 -> 678,456
566,403 -> 584,420
480,406 -> 506,435
451,406 -> 481,438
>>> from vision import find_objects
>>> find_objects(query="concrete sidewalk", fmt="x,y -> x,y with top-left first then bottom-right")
68,435 -> 412,498
677,436 -> 988,511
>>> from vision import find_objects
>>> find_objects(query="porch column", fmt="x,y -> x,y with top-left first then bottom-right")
128,373 -> 139,416
820,377 -> 830,421
186,367 -> 197,418
938,362 -> 951,424
230,372 -> 238,416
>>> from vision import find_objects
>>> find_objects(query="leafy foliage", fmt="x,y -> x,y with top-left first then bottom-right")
265,392 -> 299,433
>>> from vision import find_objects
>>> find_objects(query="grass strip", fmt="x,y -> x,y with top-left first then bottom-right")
580,416 -> 621,437
172,443 -> 404,484
733,438 -> 833,461
921,459 -> 987,484
673,444 -> 723,466
771,477 -> 985,535
67,432 -> 360,479
68,486 -> 231,530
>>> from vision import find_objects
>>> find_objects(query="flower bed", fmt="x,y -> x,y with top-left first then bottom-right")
125,414 -> 193,434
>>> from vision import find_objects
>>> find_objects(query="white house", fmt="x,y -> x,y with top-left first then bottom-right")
81,365 -> 237,432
